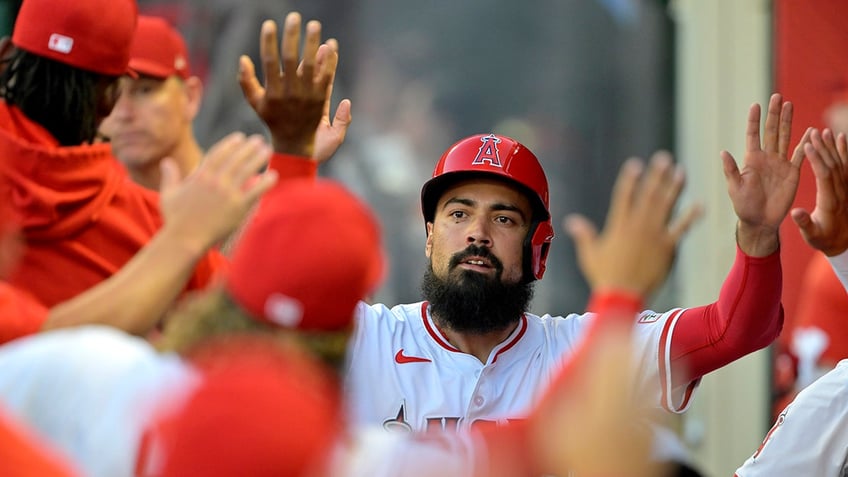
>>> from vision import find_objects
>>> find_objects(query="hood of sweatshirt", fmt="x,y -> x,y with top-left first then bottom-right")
0,102 -> 125,240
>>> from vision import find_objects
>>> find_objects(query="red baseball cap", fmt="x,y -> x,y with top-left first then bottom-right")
137,339 -> 341,477
11,0 -> 138,77
129,16 -> 190,80
225,179 -> 385,332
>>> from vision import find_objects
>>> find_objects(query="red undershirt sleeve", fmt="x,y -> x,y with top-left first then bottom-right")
668,245 -> 783,387
268,153 -> 317,180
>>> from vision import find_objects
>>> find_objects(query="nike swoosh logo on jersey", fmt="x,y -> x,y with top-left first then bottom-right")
395,349 -> 432,364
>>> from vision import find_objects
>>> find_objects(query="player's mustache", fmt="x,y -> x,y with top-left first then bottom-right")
449,245 -> 503,272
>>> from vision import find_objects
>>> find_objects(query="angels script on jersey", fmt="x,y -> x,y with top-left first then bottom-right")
382,403 -> 523,433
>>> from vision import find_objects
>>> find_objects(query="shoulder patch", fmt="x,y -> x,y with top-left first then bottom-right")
638,312 -> 661,324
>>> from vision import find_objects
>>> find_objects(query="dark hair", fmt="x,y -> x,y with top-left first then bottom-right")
0,48 -> 107,145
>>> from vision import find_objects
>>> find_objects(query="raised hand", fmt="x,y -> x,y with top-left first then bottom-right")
238,13 -> 340,157
565,151 -> 701,298
159,132 -> 277,254
721,93 -> 803,256
791,128 -> 848,256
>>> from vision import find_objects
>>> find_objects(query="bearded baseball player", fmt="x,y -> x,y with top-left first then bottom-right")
258,94 -> 800,425
241,11 -> 804,470
735,128 -> 848,477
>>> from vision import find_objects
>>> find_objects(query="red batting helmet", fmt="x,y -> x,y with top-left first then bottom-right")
420,133 -> 554,280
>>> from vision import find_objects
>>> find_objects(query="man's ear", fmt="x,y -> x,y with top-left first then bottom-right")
184,76 -> 204,120
425,222 -> 434,258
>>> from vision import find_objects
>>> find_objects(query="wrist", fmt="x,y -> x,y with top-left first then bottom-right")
586,290 -> 644,315
271,135 -> 316,157
736,221 -> 780,257
156,222 -> 212,261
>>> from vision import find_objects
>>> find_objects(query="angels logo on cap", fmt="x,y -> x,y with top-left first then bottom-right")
471,133 -> 503,167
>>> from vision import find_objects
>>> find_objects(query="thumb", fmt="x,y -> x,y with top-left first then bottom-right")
159,158 -> 182,194
789,207 -> 813,235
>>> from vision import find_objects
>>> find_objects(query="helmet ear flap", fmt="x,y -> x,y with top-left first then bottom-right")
526,219 -> 555,281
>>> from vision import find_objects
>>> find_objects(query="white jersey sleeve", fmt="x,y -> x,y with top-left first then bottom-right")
344,301 -> 699,434
735,359 -> 848,476
0,325 -> 198,477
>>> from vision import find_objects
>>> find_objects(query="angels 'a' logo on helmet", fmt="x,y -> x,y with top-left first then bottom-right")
471,134 -> 503,167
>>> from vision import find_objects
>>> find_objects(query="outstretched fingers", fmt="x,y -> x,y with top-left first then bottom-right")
320,38 -> 340,118
564,214 -> 599,255
668,204 -> 703,244
777,99 -> 794,159
790,127 -> 812,169
746,102 -> 764,153
260,20 -> 283,97
297,20 -> 322,87
238,55 -> 264,111
762,93 -> 784,154
604,158 -> 643,232
202,132 -> 248,176
280,13 -> 302,94
633,151 -> 680,228
220,135 -> 273,186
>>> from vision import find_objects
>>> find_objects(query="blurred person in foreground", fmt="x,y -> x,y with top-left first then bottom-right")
0,178 -> 384,477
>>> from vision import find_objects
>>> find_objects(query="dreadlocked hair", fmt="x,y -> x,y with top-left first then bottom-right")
0,48 -> 103,145
156,288 -> 352,373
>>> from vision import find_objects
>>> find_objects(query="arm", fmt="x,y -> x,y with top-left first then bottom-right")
670,246 -> 783,386
237,13 -> 351,179
669,94 -> 807,385
43,133 -> 277,335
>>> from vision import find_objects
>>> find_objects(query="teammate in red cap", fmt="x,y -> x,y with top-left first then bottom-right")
98,15 -> 206,190
0,0 -> 232,309
239,11 -> 807,473
0,1 -> 350,339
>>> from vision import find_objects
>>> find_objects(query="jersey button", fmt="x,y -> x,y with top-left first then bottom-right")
473,396 -> 484,407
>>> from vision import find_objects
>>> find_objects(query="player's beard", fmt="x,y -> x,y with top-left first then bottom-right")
421,245 -> 534,334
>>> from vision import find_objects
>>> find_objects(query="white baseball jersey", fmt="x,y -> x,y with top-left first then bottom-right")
735,359 -> 848,476
0,325 -> 198,477
345,301 -> 700,434
735,249 -> 848,477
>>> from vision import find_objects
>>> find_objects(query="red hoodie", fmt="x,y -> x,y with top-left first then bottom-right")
0,102 -> 224,308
